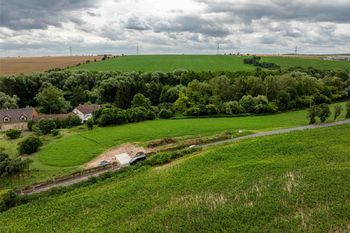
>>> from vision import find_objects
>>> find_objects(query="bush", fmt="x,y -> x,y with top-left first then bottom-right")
5,129 -> 21,139
127,107 -> 155,123
87,118 -> 94,130
0,189 -> 20,212
36,119 -> 56,135
307,105 -> 320,124
66,115 -> 82,128
131,93 -> 152,108
51,129 -> 59,136
346,102 -> 350,119
318,103 -> 331,123
239,95 -> 256,113
334,105 -> 343,120
97,107 -> 128,126
205,104 -> 218,115
18,136 -> 42,155
27,120 -> 34,131
158,109 -> 173,119
224,101 -> 243,115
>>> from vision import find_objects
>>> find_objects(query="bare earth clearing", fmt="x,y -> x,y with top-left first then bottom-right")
0,56 -> 102,75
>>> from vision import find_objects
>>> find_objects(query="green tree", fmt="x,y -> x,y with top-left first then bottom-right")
318,104 -> 331,123
307,105 -> 320,124
35,85 -> 70,114
131,93 -> 152,108
0,92 -> 19,109
35,119 -> 56,135
333,105 -> 343,120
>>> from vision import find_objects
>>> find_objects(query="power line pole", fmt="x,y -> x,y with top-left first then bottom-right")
294,46 -> 298,55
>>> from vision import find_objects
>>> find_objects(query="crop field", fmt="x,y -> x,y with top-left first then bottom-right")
262,56 -> 350,70
73,55 -> 350,72
0,101 -> 347,189
0,56 -> 102,75
1,124 -> 349,232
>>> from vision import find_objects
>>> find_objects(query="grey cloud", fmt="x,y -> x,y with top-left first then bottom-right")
0,0 -> 98,30
124,16 -> 151,31
198,0 -> 350,23
151,15 -> 230,37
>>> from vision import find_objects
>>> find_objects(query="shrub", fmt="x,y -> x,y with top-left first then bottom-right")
239,95 -> 256,113
5,129 -> 21,139
346,102 -> 350,119
158,109 -> 173,119
307,105 -> 320,124
18,136 -> 42,155
87,118 -> 94,130
0,189 -> 20,212
27,120 -> 34,131
205,104 -> 218,115
318,103 -> 331,123
334,105 -> 343,120
97,107 -> 128,126
127,107 -> 155,123
224,101 -> 243,115
66,115 -> 82,128
51,129 -> 59,136
36,119 -> 56,135
131,93 -> 152,108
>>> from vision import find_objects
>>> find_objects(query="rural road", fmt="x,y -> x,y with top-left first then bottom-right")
21,119 -> 350,195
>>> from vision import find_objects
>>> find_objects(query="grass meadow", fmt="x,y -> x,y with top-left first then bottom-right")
73,55 -> 350,72
1,124 -> 349,232
0,101 -> 348,189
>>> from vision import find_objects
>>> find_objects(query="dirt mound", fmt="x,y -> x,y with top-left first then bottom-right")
84,143 -> 148,169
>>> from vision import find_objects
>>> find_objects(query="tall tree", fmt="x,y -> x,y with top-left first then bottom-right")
35,84 -> 70,113
0,92 -> 19,109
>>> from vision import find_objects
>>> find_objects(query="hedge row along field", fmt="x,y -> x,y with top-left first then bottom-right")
1,124 -> 349,232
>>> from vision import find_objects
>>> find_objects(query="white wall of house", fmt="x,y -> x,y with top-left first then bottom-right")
73,109 -> 93,122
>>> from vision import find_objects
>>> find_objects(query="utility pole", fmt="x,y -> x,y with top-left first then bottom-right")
294,46 -> 298,55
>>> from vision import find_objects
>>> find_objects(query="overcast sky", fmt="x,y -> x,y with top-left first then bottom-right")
0,0 -> 350,56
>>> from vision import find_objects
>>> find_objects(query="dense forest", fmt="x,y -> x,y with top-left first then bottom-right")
0,67 -> 349,126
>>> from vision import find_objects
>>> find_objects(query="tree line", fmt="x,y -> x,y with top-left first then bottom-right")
0,68 -> 349,121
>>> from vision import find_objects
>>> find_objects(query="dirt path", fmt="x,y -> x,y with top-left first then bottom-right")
20,119 -> 350,195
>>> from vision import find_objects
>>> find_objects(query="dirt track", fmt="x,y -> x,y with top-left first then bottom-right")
20,119 -> 350,195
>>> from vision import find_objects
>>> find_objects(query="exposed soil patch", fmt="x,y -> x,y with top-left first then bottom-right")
85,143 -> 149,169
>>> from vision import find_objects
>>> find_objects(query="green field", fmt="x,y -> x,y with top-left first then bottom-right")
1,124 -> 349,232
1,101 -> 347,190
262,56 -> 350,70
73,55 -> 350,72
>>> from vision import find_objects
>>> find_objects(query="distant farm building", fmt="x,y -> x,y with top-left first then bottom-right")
73,104 -> 101,123
0,107 -> 38,131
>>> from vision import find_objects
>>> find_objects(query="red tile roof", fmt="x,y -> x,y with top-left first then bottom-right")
75,104 -> 100,115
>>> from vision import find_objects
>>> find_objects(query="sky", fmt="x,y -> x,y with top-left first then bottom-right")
0,0 -> 350,56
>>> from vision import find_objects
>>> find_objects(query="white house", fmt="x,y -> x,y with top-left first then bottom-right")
73,104 -> 100,123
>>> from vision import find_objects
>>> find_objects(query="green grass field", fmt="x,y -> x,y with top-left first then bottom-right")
262,56 -> 350,70
1,124 -> 349,232
0,101 -> 348,189
73,55 -> 350,72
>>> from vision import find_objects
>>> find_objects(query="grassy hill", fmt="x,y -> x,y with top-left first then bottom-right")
73,55 -> 350,72
0,101 -> 348,189
1,124 -> 349,232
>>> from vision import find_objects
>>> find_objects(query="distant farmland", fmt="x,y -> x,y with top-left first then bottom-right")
73,55 -> 350,72
72,55 -> 255,72
0,56 -> 102,75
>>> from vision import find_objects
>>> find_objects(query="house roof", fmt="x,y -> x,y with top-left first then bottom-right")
75,104 -> 100,115
0,108 -> 36,123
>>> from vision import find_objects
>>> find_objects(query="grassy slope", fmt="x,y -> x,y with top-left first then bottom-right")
35,101 -> 348,168
1,124 -> 349,233
262,56 -> 350,70
73,55 -> 255,72
0,102 -> 347,189
73,55 -> 350,72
